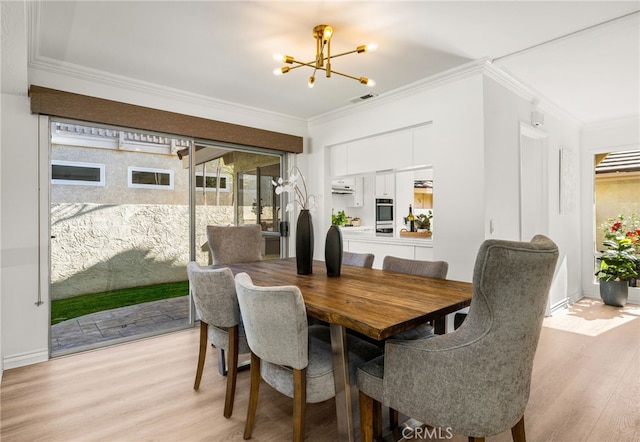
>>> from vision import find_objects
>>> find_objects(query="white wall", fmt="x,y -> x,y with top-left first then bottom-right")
581,116 -> 640,304
2,1 -> 49,369
483,74 -> 583,309
0,1 -> 308,369
309,70 -> 486,282
2,1 -> 620,369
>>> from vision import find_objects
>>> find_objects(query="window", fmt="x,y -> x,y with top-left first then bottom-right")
52,160 -> 105,186
128,166 -> 174,190
195,172 -> 230,192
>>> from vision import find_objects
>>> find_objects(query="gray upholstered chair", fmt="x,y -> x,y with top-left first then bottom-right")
234,272 -> 381,441
380,256 -> 450,428
206,224 -> 263,265
358,235 -> 559,442
382,255 -> 448,279
343,251 -> 375,269
206,224 -> 262,374
186,262 -> 251,418
382,256 -> 449,340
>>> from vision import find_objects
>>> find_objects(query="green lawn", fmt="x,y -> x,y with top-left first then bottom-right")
51,281 -> 189,325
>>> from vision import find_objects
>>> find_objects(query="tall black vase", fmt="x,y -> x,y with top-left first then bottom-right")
325,225 -> 343,277
296,209 -> 314,275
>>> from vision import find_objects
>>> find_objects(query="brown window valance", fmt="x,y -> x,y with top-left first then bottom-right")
28,85 -> 303,154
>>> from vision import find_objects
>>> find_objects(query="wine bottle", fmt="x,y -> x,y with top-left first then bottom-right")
407,204 -> 415,232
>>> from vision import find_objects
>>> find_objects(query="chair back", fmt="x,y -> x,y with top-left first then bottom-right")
382,256 -> 448,279
234,272 -> 309,370
186,262 -> 239,328
343,251 -> 375,268
384,235 -> 559,436
206,224 -> 263,265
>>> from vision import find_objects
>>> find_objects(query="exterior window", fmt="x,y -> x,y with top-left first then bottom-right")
128,166 -> 174,190
195,173 -> 230,192
52,160 -> 105,186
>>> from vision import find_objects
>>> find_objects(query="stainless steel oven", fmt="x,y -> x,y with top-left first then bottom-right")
375,198 -> 394,236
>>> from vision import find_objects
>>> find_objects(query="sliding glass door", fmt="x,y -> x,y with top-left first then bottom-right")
49,121 -> 286,356
49,120 -> 193,356
191,143 -> 284,266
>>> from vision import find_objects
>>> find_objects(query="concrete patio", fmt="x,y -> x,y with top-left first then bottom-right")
51,296 -> 191,356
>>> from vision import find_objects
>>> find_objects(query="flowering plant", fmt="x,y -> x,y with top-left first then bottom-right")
272,166 -> 316,212
596,214 -> 639,282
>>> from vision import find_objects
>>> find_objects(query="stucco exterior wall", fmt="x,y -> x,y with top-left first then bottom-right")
51,203 -> 233,299
51,145 -> 234,207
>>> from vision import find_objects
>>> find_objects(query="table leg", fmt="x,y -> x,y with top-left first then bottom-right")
330,323 -> 356,442
433,314 -> 449,335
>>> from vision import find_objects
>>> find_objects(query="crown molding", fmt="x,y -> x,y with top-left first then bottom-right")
308,58 -> 489,127
482,62 -> 585,127
309,58 -> 586,128
27,2 -> 306,130
28,56 -> 308,127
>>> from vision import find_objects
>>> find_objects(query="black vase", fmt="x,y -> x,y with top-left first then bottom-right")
296,209 -> 314,275
325,225 -> 343,277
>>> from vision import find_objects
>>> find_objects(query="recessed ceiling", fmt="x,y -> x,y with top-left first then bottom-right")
30,1 -> 640,123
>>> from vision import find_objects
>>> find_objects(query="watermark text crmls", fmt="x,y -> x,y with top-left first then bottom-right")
402,426 -> 454,440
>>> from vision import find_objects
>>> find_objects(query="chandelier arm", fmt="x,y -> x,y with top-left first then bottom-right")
325,49 -> 359,59
284,62 -> 328,73
329,69 -> 362,82
289,59 -> 320,69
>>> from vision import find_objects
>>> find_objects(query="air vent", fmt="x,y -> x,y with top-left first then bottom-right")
347,93 -> 379,104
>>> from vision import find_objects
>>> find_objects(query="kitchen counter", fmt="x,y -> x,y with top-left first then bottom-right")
340,226 -> 433,247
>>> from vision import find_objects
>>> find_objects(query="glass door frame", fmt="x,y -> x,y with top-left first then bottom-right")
188,140 -> 289,264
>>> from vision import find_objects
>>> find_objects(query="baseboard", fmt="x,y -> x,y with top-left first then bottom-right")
3,349 -> 49,370
548,290 -> 583,315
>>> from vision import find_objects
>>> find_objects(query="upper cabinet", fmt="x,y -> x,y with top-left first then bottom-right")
375,174 -> 395,198
330,143 -> 349,177
413,124 -> 434,167
329,123 -> 433,177
331,176 -> 364,207
348,131 -> 413,175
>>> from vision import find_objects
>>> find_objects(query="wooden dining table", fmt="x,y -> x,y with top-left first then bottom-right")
216,258 -> 473,442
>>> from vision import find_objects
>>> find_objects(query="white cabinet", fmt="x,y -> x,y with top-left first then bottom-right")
347,131 -> 413,175
347,139 -> 379,175
332,177 -> 364,208
350,176 -> 364,207
413,124 -> 434,167
330,143 -> 348,177
375,174 -> 395,198
346,241 -> 412,269
331,177 -> 355,190
414,246 -> 434,261
345,239 -> 433,270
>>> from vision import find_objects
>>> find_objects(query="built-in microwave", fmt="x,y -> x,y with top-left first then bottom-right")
375,198 -> 394,236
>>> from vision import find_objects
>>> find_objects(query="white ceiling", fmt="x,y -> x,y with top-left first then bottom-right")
30,1 -> 639,123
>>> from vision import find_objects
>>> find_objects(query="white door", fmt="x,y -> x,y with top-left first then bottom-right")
519,123 -> 548,241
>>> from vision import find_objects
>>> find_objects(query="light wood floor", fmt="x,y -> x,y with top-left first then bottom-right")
1,298 -> 638,442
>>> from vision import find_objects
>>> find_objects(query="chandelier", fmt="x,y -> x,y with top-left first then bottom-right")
273,24 -> 377,88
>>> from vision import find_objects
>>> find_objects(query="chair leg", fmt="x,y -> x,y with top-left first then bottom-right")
194,321 -> 208,390
373,401 -> 382,440
359,390 -> 377,442
511,416 -> 526,442
389,407 -> 398,430
217,347 -> 227,376
468,438 -> 485,442
244,352 -> 261,440
293,368 -> 307,442
223,325 -> 239,418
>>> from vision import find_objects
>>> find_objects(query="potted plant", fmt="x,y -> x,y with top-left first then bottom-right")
414,211 -> 433,233
595,214 -> 639,306
331,209 -> 347,227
